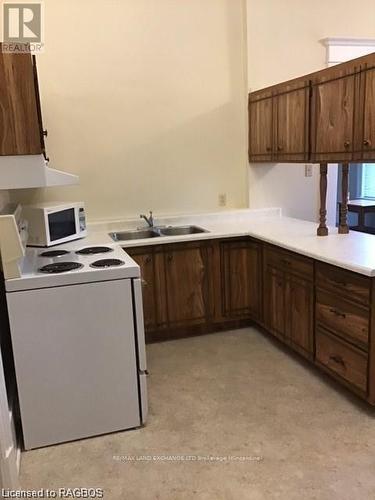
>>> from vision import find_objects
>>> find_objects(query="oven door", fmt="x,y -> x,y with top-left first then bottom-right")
46,207 -> 80,246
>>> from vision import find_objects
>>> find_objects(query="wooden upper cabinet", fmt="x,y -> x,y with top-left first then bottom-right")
0,45 -> 43,156
248,91 -> 273,161
248,81 -> 309,163
356,64 -> 375,161
274,83 -> 310,162
310,64 -> 359,162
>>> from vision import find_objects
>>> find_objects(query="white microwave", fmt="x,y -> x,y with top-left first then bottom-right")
23,202 -> 87,247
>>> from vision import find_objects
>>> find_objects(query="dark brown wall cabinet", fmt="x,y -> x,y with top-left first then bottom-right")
310,64 -> 359,162
249,51 -> 375,163
0,45 -> 44,156
249,82 -> 310,163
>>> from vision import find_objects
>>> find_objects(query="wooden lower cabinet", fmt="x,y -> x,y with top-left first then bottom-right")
264,266 -> 285,339
264,246 -> 314,358
287,275 -> 314,355
220,239 -> 262,321
163,242 -> 213,328
126,246 -> 166,331
127,237 -> 375,404
126,238 -> 261,341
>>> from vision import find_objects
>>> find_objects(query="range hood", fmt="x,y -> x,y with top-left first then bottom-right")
0,155 -> 79,189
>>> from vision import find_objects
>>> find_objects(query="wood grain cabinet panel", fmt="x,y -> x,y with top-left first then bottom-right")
316,329 -> 368,394
163,242 -> 212,327
264,266 -> 285,340
0,47 -> 43,155
357,67 -> 375,160
316,262 -> 370,306
316,290 -> 369,350
274,86 -> 309,162
311,72 -> 358,162
220,239 -> 261,321
248,94 -> 273,161
126,247 -> 167,333
286,275 -> 313,355
264,245 -> 314,357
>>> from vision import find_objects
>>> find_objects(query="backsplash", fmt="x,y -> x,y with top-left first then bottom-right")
0,191 -> 9,210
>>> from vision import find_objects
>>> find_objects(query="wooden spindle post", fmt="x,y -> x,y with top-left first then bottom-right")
338,163 -> 349,234
317,163 -> 328,236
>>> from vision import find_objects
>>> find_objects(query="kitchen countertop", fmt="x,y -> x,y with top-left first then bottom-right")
58,208 -> 375,277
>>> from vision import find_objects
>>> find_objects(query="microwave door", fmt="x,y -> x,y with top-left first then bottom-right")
47,208 -> 77,245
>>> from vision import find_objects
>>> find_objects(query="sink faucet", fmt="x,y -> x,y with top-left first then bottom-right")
140,211 -> 154,228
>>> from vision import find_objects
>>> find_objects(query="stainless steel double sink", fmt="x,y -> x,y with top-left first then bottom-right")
110,225 -> 209,242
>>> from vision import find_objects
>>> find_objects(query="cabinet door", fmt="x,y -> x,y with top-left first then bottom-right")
248,96 -> 273,161
358,68 -> 375,160
0,47 -> 42,155
221,239 -> 261,320
164,243 -> 212,327
311,74 -> 357,162
264,266 -> 285,339
126,250 -> 157,330
286,275 -> 313,357
275,86 -> 309,162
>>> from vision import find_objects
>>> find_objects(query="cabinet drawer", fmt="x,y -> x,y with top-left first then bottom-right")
316,262 -> 370,306
264,246 -> 313,279
316,329 -> 368,393
316,290 -> 369,349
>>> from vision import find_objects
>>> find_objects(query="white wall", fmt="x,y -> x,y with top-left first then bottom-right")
247,0 -> 375,222
11,0 -> 249,222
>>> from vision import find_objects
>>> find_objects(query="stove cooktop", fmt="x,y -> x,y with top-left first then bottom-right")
38,262 -> 84,274
90,259 -> 125,268
75,246 -> 113,255
39,250 -> 70,258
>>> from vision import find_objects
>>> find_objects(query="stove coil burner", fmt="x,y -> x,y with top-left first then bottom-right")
39,250 -> 70,258
76,246 -> 113,255
90,259 -> 125,268
38,262 -> 84,274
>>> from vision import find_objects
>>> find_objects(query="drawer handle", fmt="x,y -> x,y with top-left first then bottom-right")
329,308 -> 346,319
336,281 -> 347,287
281,259 -> 291,266
329,355 -> 346,367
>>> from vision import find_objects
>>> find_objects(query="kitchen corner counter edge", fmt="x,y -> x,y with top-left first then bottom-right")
70,208 -> 375,277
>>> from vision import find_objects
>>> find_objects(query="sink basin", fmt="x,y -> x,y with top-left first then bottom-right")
159,225 -> 208,236
109,225 -> 209,241
109,229 -> 160,241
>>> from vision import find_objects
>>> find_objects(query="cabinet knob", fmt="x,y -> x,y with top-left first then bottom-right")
364,139 -> 371,147
167,254 -> 173,262
266,146 -> 272,152
329,355 -> 345,367
145,256 -> 152,264
277,145 -> 283,152
141,279 -> 148,287
329,307 -> 346,319
42,129 -> 48,137
344,141 -> 350,148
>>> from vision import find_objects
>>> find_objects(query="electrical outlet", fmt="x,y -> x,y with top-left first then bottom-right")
218,193 -> 227,207
305,164 -> 313,177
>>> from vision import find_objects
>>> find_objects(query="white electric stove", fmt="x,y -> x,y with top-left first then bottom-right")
2,229 -> 148,450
